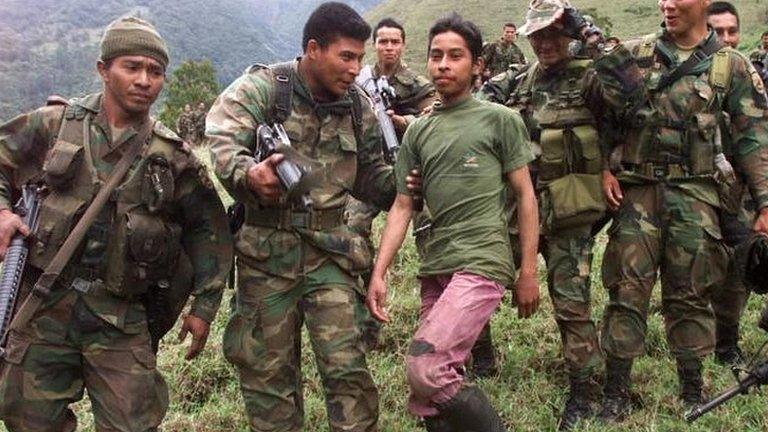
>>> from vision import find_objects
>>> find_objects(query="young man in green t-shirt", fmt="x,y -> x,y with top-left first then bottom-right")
366,13 -> 540,431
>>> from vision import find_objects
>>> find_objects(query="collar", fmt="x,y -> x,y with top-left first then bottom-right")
294,57 -> 355,117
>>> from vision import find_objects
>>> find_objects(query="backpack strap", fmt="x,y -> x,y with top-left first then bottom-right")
710,50 -> 732,92
268,61 -> 295,124
636,33 -> 658,69
347,86 -> 364,150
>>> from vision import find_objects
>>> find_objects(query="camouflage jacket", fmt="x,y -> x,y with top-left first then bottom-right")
176,112 -> 195,139
207,59 -> 395,278
0,93 -> 231,329
482,39 -> 527,78
616,29 -> 768,210
373,62 -> 437,130
749,48 -> 768,65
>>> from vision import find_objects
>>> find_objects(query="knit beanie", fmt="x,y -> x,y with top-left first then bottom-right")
100,16 -> 169,68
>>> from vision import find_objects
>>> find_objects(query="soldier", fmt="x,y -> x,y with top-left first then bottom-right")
599,0 -> 768,422
176,103 -> 194,142
0,16 -> 232,431
206,3 -> 396,431
192,101 -> 207,146
749,31 -> 768,65
708,2 -> 739,49
368,13 -> 540,432
481,23 -> 528,79
477,1 -> 638,428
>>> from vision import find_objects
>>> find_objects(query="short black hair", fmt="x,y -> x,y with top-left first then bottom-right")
708,1 -> 739,27
374,18 -> 405,42
302,2 -> 371,51
504,23 -> 517,29
763,30 -> 768,38
428,13 -> 483,61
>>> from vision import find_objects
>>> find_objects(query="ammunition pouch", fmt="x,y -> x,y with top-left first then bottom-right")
689,113 -> 717,176
245,206 -> 345,231
544,173 -> 606,231
28,192 -> 88,270
42,139 -> 85,190
538,123 -> 601,181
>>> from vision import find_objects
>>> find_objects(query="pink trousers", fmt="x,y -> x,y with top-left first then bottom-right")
406,271 -> 505,416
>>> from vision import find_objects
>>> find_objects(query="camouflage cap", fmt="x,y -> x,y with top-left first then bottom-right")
518,0 -> 571,37
100,16 -> 169,68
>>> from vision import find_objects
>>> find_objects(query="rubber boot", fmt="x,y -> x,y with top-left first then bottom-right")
437,385 -> 507,432
599,357 -> 633,423
715,323 -> 746,366
677,358 -> 704,408
424,414 -> 455,432
470,323 -> 498,378
559,377 -> 594,431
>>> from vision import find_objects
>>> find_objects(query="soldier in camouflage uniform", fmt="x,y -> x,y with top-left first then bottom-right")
481,23 -> 528,79
176,103 -> 195,142
598,0 -> 768,422
206,3 -> 395,431
0,17 -> 232,432
477,1 -> 639,428
191,102 -> 207,147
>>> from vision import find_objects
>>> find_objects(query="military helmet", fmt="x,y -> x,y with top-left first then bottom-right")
518,0 -> 571,37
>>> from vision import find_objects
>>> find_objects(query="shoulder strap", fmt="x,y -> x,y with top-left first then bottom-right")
9,120 -> 155,333
269,61 -> 295,124
656,37 -> 723,93
347,86 -> 364,149
710,50 -> 732,91
637,33 -> 658,68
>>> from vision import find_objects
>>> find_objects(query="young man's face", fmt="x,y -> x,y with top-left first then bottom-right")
503,26 -> 517,43
762,34 -> 768,48
659,0 -> 710,39
307,36 -> 366,98
528,28 -> 572,67
99,55 -> 165,116
428,30 -> 481,101
708,11 -> 740,48
375,26 -> 404,69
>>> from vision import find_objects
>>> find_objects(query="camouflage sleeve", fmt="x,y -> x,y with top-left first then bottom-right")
0,106 -> 63,211
174,152 -> 233,323
476,69 -> 518,104
402,77 -> 437,126
481,43 -> 496,70
206,72 -> 271,206
351,100 -> 396,210
591,44 -> 644,119
726,53 -> 768,210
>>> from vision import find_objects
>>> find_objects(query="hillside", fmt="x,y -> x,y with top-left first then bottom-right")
366,0 -> 768,72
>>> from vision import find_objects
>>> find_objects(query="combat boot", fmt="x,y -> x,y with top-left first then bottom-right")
715,323 -> 746,366
470,323 -> 498,378
436,385 -> 507,432
559,377 -> 594,431
678,358 -> 704,408
423,414 -> 455,432
598,357 -> 633,424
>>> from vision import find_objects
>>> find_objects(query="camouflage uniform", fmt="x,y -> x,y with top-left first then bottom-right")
176,111 -> 195,143
0,93 -> 231,431
207,60 -> 395,432
601,29 -> 768,371
192,107 -> 207,146
481,39 -> 528,78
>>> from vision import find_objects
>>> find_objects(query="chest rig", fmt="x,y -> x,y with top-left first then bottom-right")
511,59 -> 602,183
30,101 -> 182,299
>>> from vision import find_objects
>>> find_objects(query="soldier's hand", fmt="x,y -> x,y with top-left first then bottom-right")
514,273 -> 540,319
603,170 -> 623,211
247,153 -> 284,203
0,209 -> 30,261
178,314 -> 210,360
406,169 -> 423,195
755,208 -> 768,234
387,110 -> 408,133
366,275 -> 391,323
561,7 -> 588,39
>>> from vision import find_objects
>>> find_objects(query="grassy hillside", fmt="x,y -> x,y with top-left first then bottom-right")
365,0 -> 768,73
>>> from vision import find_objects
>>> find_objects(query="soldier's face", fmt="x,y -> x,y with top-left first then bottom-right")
659,0 -> 711,38
503,26 -> 517,43
306,36 -> 366,100
708,12 -> 740,49
375,27 -> 404,68
528,28 -> 571,67
99,55 -> 165,116
428,31 -> 482,102
762,34 -> 768,48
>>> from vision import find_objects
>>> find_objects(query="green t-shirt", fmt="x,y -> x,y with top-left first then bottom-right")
395,96 -> 534,286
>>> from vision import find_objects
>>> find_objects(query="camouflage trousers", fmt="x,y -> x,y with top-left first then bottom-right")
0,291 -> 168,432
601,183 -> 728,361
223,258 -> 379,432
541,224 -> 601,380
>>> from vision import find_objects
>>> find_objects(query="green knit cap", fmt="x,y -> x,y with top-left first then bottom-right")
100,16 -> 169,68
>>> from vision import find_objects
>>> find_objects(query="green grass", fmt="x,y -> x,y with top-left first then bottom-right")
4,146 -> 768,431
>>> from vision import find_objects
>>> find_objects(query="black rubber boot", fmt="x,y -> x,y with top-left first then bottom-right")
678,358 -> 704,408
437,385 -> 507,432
423,414 -> 455,432
715,323 -> 746,366
559,377 -> 594,431
599,357 -> 633,424
470,323 -> 498,378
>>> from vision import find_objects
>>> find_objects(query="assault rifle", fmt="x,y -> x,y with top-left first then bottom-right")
355,65 -> 400,162
256,123 -> 312,209
686,343 -> 768,422
0,185 -> 43,356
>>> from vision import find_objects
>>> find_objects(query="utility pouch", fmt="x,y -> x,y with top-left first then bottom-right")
689,113 -> 717,175
28,193 -> 87,270
546,173 -> 606,230
141,155 -> 175,213
43,140 -> 84,190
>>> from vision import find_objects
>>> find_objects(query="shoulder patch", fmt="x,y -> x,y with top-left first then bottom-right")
153,121 -> 184,144
46,95 -> 70,106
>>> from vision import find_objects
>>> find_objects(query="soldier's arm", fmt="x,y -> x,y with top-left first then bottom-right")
207,73 -> 271,207
476,69 -> 520,105
351,106 -> 396,210
401,77 -> 437,126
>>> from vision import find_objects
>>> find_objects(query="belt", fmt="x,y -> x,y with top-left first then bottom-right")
245,206 -> 346,231
624,162 -> 688,179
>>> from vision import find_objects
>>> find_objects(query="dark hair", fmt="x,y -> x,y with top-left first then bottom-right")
504,23 -> 517,29
374,18 -> 405,42
763,30 -> 768,38
708,1 -> 739,26
302,2 -> 371,51
428,13 -> 483,60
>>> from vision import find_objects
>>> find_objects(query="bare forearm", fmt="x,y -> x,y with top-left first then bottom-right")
516,187 -> 539,277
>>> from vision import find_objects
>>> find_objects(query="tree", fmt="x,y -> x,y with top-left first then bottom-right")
159,60 -> 220,131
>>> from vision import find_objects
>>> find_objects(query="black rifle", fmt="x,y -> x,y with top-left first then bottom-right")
0,185 -> 43,355
356,65 -> 400,162
686,345 -> 768,422
256,123 -> 312,208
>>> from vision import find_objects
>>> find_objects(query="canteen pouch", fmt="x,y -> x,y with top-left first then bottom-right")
546,173 -> 606,230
